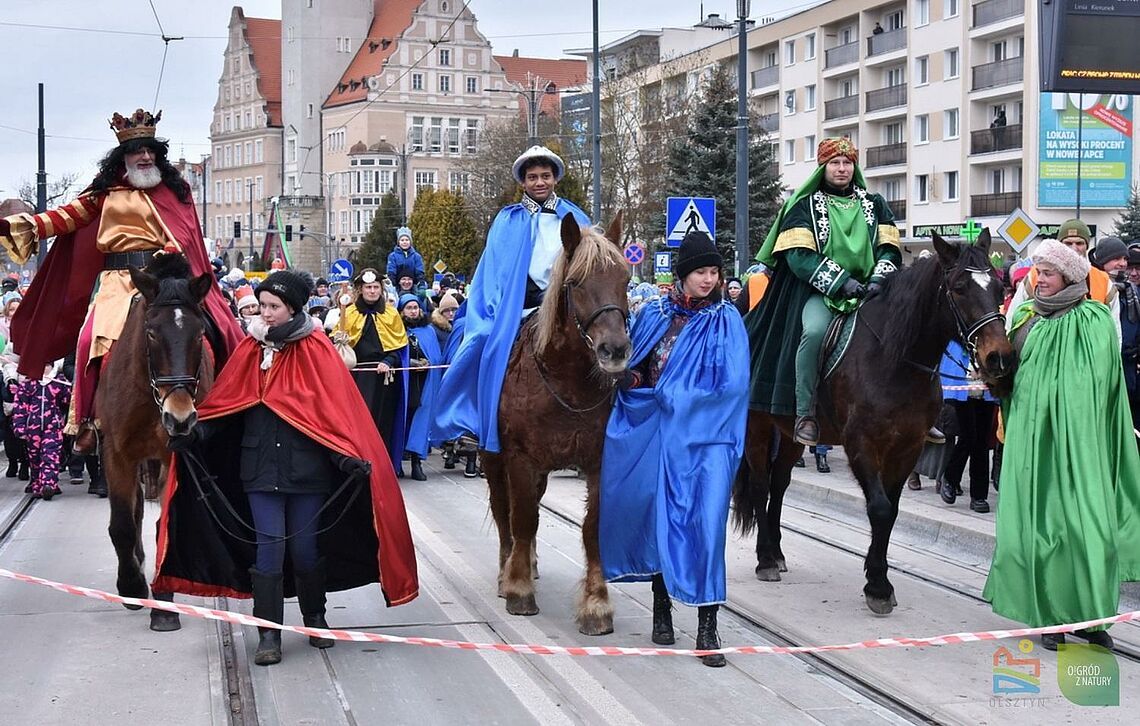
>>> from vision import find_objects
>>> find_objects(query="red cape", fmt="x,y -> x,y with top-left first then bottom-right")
10,183 -> 242,377
153,331 -> 419,606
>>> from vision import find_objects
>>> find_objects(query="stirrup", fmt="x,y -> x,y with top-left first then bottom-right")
793,416 -> 819,446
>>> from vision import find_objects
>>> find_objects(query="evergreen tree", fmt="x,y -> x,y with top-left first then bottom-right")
1115,186 -> 1140,242
665,64 -> 783,272
354,190 -> 405,273
408,188 -> 482,277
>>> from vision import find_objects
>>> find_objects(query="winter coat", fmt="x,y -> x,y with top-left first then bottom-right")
232,404 -> 340,495
386,248 -> 425,283
11,377 -> 70,442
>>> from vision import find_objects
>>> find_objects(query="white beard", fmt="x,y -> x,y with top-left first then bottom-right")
125,165 -> 162,189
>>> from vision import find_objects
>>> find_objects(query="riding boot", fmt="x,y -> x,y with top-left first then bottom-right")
696,605 -> 726,668
464,453 -> 478,479
250,568 -> 284,665
442,444 -> 457,470
409,455 -> 427,481
294,566 -> 335,649
815,451 -> 830,473
650,573 -> 674,645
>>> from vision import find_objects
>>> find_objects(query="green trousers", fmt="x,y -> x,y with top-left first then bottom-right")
796,293 -> 836,417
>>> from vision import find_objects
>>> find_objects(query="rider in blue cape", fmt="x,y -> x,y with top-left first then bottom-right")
599,232 -> 749,668
434,146 -> 590,454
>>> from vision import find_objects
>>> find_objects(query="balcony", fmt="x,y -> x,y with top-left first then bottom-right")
887,199 -> 906,220
973,0 -> 1024,28
865,85 -> 907,112
970,191 -> 1020,216
865,143 -> 907,168
751,65 -> 779,89
825,41 -> 859,68
757,113 -> 780,134
824,95 -> 859,120
969,123 -> 1023,154
867,28 -> 907,57
972,57 -> 1023,91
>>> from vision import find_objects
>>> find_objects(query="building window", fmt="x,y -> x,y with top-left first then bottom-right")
439,75 -> 451,93
887,66 -> 905,87
916,174 -> 929,203
256,176 -> 264,199
225,215 -> 232,236
944,108 -> 960,139
255,139 -> 264,162
244,111 -> 252,128
287,139 -> 297,162
411,116 -> 424,151
884,179 -> 902,200
378,170 -> 394,194
884,122 -> 903,144
944,48 -> 959,79
214,216 -> 222,239
244,142 -> 253,165
224,145 -> 233,166
915,114 -> 930,143
805,134 -> 816,161
784,139 -> 796,164
412,73 -> 424,91
429,117 -> 443,152
215,180 -> 222,203
224,180 -> 233,204
449,171 -> 470,194
287,26 -> 294,43
887,10 -> 905,30
287,69 -> 295,86
448,119 -> 461,154
465,119 -> 479,153
235,180 -> 242,204
340,211 -> 349,236
945,0 -> 959,18
439,48 -> 451,67
784,39 -> 795,66
916,0 -> 929,26
414,170 -> 438,191
307,103 -> 314,118
784,90 -> 796,115
804,85 -> 816,111
916,56 -> 929,86
362,169 -> 375,194
805,33 -> 816,60
466,76 -> 478,94
945,171 -> 959,201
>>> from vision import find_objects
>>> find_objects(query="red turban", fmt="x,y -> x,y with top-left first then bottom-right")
817,137 -> 858,165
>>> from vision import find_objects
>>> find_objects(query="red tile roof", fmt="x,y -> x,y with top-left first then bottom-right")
244,15 -> 283,127
493,55 -> 588,116
325,0 -> 422,109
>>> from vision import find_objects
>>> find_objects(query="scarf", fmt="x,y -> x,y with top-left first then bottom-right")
247,313 -> 315,370
670,290 -> 720,317
1011,281 -> 1089,354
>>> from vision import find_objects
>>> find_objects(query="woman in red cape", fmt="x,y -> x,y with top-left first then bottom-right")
153,270 -> 417,665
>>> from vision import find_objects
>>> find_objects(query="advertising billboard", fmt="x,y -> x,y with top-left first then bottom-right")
1040,0 -> 1140,95
1038,92 -> 1133,208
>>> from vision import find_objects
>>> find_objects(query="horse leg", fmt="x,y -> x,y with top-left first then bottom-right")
576,467 -> 613,636
848,446 -> 898,615
105,451 -> 147,609
149,496 -> 182,632
768,439 -> 803,575
482,454 -> 513,598
750,426 -> 782,582
501,459 -> 543,617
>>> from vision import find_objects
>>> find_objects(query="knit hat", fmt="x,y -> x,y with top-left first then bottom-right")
353,267 -> 381,287
396,226 -> 413,244
234,285 -> 257,312
395,266 -> 415,282
257,269 -> 314,313
437,290 -> 460,312
307,295 -> 331,312
397,293 -> 421,311
315,277 -> 328,288
675,231 -> 722,280
1129,245 -> 1140,268
511,145 -> 565,183
817,137 -> 859,166
1057,218 -> 1092,244
1093,236 -> 1128,267
726,277 -> 743,290
1032,238 -> 1091,285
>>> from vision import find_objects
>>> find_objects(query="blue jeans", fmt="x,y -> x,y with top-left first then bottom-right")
247,492 -> 325,574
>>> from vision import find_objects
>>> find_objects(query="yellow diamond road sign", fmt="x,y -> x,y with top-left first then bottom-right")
997,208 -> 1040,254
433,259 -> 447,274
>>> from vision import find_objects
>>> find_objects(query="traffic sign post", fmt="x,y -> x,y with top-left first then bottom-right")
665,197 -> 716,248
623,242 -> 645,266
654,251 -> 671,273
328,258 -> 354,284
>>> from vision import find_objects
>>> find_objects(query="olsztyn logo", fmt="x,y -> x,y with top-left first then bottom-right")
992,639 -> 1041,695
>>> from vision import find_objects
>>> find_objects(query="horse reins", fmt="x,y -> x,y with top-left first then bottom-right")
563,280 -> 625,349
143,298 -> 205,410
942,266 -> 1006,372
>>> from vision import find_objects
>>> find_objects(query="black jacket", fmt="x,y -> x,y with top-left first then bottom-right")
237,404 -> 341,494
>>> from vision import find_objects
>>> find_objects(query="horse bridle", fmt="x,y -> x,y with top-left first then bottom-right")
942,266 -> 1006,369
144,300 -> 204,410
563,280 -> 626,349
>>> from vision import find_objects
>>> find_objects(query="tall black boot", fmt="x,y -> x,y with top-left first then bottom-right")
696,605 -> 726,668
250,569 -> 284,665
89,462 -> 108,498
650,574 -> 674,645
294,566 -> 334,649
409,455 -> 427,482
464,453 -> 478,479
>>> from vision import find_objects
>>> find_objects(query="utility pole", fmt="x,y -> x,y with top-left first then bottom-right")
734,1 -> 750,276
200,154 -> 209,238
36,83 -> 47,268
1075,92 -> 1085,218
248,180 -> 255,262
591,0 -> 602,221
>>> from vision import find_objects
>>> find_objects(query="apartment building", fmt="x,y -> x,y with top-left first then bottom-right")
582,0 -> 1137,247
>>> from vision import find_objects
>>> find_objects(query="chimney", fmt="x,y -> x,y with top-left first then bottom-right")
512,48 -> 519,57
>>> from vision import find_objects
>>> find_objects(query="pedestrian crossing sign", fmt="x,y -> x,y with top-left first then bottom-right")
666,197 -> 716,248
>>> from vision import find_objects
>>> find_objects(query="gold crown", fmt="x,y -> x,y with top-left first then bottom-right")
109,108 -> 162,143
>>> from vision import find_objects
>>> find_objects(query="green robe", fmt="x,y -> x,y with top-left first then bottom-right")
984,300 -> 1140,628
746,165 -> 900,415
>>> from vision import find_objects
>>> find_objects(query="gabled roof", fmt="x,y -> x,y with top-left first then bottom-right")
244,16 -> 283,127
325,0 -> 422,109
493,55 -> 588,116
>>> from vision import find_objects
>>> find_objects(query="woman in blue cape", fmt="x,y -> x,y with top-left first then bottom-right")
599,231 -> 749,668
398,293 -> 444,481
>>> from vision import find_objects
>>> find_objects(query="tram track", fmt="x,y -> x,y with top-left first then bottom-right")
0,492 -> 34,547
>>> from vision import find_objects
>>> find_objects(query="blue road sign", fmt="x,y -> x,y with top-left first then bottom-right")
665,197 -> 716,248
623,242 -> 645,265
654,251 -> 671,273
328,258 -> 354,283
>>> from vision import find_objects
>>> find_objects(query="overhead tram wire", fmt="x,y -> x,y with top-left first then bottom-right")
146,0 -> 183,111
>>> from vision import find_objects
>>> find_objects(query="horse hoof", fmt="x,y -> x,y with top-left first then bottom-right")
150,610 -> 182,632
578,614 -> 614,637
118,580 -> 148,610
865,593 -> 897,616
123,602 -> 145,611
505,594 -> 539,616
755,566 -> 782,582
776,558 -> 788,573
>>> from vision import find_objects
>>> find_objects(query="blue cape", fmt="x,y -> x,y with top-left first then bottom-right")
599,297 -> 749,606
433,199 -> 590,453
404,324 -> 445,458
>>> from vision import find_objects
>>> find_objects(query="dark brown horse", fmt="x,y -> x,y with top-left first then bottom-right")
483,212 -> 630,635
96,252 -> 216,631
733,231 -> 1015,614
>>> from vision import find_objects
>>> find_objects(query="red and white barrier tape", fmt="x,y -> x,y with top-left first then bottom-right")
2,567 -> 1137,657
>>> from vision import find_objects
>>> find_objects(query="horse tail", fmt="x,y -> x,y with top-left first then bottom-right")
731,454 -> 759,535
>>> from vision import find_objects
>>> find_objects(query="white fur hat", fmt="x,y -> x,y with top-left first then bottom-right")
235,285 -> 258,311
1032,238 -> 1091,284
511,145 -> 565,183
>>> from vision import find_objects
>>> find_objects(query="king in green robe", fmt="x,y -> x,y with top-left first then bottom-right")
745,137 -> 900,445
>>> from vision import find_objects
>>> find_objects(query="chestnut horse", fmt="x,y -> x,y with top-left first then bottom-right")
733,231 -> 1016,614
96,252 -> 216,631
482,212 -> 630,635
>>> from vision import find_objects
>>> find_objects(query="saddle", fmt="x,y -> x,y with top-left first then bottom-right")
819,310 -> 859,382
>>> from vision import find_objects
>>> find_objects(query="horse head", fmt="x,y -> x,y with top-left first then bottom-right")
932,229 -> 1017,396
129,252 -> 213,437
535,212 -> 631,375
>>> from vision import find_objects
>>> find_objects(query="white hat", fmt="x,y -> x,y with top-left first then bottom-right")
1032,238 -> 1091,285
511,145 -> 565,184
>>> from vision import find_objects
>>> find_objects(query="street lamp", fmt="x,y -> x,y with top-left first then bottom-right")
734,0 -> 751,276
489,75 -> 558,147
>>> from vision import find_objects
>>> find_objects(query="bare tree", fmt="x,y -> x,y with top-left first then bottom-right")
18,172 -> 82,209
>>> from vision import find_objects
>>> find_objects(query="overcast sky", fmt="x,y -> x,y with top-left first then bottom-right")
0,0 -> 801,198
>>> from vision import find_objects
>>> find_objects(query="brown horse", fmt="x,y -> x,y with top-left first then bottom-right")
96,251 -> 216,631
483,212 -> 630,635
733,231 -> 1016,614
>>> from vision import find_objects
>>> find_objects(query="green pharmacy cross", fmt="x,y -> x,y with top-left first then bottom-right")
960,219 -> 983,243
